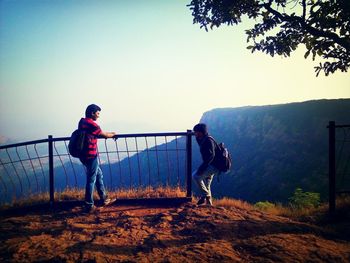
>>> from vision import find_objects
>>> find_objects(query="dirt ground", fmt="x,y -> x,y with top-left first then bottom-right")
0,202 -> 349,263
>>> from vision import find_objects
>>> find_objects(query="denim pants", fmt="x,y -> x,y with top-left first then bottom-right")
192,165 -> 220,198
81,157 -> 107,207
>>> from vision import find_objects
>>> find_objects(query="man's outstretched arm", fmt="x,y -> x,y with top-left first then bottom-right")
100,131 -> 116,139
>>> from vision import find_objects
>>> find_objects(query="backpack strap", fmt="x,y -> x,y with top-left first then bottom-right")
207,136 -> 222,180
199,135 -> 213,147
207,135 -> 218,146
207,136 -> 221,153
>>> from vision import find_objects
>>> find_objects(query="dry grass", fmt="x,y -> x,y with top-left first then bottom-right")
212,198 -> 295,216
252,196 -> 350,222
194,196 -> 322,218
250,200 -> 332,219
1,186 -> 187,209
109,186 -> 186,199
214,197 -> 254,210
4,192 -> 51,209
277,204 -> 328,218
211,196 -> 350,223
256,203 -> 323,218
58,186 -> 186,200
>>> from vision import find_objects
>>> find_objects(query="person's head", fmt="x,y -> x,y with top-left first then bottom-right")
85,104 -> 101,121
193,123 -> 208,139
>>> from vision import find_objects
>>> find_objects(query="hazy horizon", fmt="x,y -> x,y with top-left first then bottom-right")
1,0 -> 349,143
1,97 -> 349,144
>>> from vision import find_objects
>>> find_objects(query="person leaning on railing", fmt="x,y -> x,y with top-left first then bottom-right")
192,123 -> 221,206
78,104 -> 116,213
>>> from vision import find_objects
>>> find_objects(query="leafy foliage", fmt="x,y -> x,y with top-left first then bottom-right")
288,187 -> 320,208
188,0 -> 350,76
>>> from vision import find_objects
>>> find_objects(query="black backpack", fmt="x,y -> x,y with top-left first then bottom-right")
208,136 -> 232,173
68,129 -> 87,158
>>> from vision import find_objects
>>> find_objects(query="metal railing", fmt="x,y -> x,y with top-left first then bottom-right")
0,131 -> 193,205
328,121 -> 350,214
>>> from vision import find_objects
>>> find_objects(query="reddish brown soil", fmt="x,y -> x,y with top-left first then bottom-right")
0,203 -> 349,262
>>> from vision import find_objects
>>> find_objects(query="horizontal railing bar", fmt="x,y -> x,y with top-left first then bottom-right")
48,149 -> 186,157
0,131 -> 193,150
0,139 -> 49,150
114,132 -> 191,138
98,149 -> 186,153
52,132 -> 191,142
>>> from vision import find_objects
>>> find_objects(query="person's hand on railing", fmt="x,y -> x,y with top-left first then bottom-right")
100,131 -> 117,139
108,132 -> 117,140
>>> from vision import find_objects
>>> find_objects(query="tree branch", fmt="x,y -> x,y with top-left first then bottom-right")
302,0 -> 306,20
263,3 -> 350,52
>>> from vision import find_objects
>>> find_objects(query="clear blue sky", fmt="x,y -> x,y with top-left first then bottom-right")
1,0 -> 349,142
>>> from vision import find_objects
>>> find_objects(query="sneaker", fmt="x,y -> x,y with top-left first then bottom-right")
102,197 -> 116,206
197,196 -> 206,205
206,196 -> 213,206
84,205 -> 97,213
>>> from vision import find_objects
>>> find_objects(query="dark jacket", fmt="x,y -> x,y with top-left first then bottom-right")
196,135 -> 220,174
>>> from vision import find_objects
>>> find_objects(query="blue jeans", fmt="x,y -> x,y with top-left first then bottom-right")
192,165 -> 220,198
80,157 -> 107,207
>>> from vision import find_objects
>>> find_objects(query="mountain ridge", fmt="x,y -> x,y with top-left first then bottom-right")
195,98 -> 350,203
201,98 -> 350,113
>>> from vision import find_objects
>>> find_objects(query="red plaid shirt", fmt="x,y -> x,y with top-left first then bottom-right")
78,118 -> 102,159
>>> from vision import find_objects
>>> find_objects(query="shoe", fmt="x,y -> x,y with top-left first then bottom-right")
197,196 -> 206,205
206,196 -> 213,206
102,197 -> 116,206
84,205 -> 97,213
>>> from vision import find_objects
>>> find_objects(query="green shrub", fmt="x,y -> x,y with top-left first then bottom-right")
254,201 -> 275,211
288,188 -> 320,209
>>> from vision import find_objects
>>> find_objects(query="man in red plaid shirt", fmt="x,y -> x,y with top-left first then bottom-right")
78,104 -> 116,212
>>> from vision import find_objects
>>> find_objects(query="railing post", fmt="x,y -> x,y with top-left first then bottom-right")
186,130 -> 192,198
328,121 -> 336,214
48,135 -> 54,206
